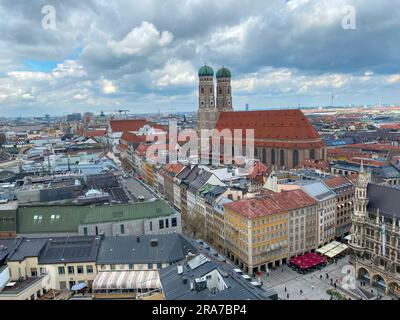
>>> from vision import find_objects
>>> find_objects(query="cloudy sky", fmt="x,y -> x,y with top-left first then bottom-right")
0,0 -> 399,116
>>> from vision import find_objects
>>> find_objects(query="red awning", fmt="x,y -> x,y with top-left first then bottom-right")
290,253 -> 326,270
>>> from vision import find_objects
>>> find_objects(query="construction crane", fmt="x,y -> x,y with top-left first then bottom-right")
100,109 -> 130,119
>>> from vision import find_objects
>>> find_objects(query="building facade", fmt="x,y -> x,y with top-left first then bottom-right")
350,166 -> 400,297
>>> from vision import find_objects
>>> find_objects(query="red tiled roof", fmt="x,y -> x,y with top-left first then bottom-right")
346,143 -> 400,152
121,131 -> 147,143
324,175 -> 352,188
84,129 -> 107,137
109,119 -> 148,133
380,124 -> 400,130
224,189 -> 317,219
135,143 -> 149,156
296,159 -> 329,171
165,163 -> 185,175
215,110 -> 322,143
248,161 -> 269,180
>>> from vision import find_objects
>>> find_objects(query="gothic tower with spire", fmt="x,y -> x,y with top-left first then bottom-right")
216,67 -> 233,113
197,65 -> 217,131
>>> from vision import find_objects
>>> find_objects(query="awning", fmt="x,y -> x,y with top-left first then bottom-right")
319,241 -> 348,258
92,271 -> 160,291
71,282 -> 87,291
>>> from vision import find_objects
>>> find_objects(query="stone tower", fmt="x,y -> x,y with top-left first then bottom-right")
216,67 -> 233,113
353,162 -> 370,218
351,161 -> 370,250
197,65 -> 217,131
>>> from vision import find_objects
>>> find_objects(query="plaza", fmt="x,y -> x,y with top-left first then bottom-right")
260,255 -> 398,300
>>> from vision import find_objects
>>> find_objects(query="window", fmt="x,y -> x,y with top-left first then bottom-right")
83,227 -> 88,236
30,268 -> 38,277
292,150 -> 299,168
280,149 -> 285,166
262,148 -> 267,164
59,281 -> 67,290
148,263 -> 153,270
149,221 -> 153,231
110,265 -> 116,270
171,217 -> 177,227
58,267 -> 65,275
159,219 -> 164,229
157,263 -> 162,269
271,149 -> 275,165
68,266 -> 75,274
120,224 -> 125,234
310,149 -> 315,160
86,265 -> 94,274
95,226 -> 99,236
165,219 -> 169,228
77,266 -> 84,274
128,264 -> 134,270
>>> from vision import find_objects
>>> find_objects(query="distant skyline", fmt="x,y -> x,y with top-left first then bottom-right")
0,0 -> 399,117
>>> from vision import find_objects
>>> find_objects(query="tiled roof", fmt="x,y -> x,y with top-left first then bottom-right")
347,143 -> 400,152
224,189 -> 317,219
324,176 -> 352,188
165,163 -> 184,176
84,129 -> 107,137
215,110 -> 323,147
121,131 -> 146,143
248,161 -> 269,180
109,119 -> 148,133
135,143 -> 149,156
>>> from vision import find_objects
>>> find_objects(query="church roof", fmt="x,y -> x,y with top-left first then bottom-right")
198,65 -> 214,77
215,110 -> 324,148
216,67 -> 231,78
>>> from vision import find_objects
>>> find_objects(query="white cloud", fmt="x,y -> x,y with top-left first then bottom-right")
108,21 -> 173,56
101,78 -> 118,94
387,74 -> 400,83
152,60 -> 196,87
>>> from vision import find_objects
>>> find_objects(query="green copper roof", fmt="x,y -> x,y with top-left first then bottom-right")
17,199 -> 175,234
198,65 -> 214,77
216,67 -> 231,78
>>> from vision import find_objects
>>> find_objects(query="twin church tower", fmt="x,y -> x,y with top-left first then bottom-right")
197,65 -> 233,131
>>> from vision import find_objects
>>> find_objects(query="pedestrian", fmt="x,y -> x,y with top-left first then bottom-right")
331,279 -> 333,285
312,285 -> 314,290
287,293 -> 289,299
320,274 -> 322,280
334,283 -> 337,289
284,286 -> 287,292
326,273 -> 329,279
